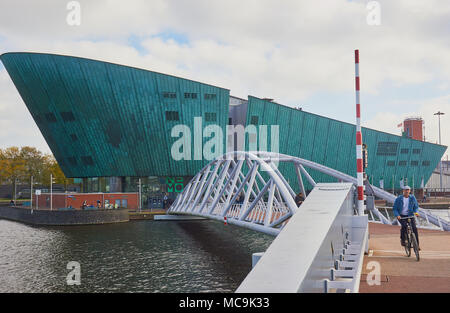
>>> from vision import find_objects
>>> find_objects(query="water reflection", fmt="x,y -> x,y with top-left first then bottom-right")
0,219 -> 273,293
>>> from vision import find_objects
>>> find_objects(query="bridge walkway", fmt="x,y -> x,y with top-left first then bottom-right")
359,223 -> 450,292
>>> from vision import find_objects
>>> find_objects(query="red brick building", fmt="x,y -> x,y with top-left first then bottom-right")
32,192 -> 139,210
403,117 -> 424,141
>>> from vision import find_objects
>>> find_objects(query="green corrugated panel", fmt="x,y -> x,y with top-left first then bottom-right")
410,140 -> 424,188
0,52 -> 229,178
245,96 -> 447,191
2,53 -> 446,185
300,114 -> 317,162
361,128 -> 378,185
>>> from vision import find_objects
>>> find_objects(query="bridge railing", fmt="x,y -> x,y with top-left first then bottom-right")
368,206 -> 450,231
168,151 -> 450,232
236,183 -> 368,293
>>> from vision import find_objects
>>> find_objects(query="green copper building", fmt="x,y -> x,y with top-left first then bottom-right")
1,52 -> 446,207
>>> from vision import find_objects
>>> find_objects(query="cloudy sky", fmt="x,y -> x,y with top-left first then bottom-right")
0,0 -> 449,159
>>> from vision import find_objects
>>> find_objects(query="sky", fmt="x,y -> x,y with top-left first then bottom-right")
0,0 -> 449,159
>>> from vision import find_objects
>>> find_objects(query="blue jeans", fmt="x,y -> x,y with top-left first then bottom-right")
399,214 -> 419,245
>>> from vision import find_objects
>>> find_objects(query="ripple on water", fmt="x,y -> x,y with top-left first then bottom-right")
0,219 -> 273,292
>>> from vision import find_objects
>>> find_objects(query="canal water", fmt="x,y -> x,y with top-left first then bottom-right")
0,219 -> 274,293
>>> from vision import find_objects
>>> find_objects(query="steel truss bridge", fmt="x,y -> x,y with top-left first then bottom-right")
168,151 -> 450,234
164,151 -> 449,292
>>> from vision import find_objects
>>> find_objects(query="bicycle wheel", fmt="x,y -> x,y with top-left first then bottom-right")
411,233 -> 420,261
404,235 -> 411,257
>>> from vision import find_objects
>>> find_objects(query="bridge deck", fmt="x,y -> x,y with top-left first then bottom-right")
359,223 -> 450,293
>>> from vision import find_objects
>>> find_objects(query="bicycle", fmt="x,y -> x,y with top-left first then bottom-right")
399,216 -> 420,261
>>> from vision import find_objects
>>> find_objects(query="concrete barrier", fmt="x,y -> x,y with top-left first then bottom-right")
236,183 -> 368,293
0,206 -> 129,225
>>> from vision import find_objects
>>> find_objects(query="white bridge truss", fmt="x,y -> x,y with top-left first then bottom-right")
168,151 -> 450,234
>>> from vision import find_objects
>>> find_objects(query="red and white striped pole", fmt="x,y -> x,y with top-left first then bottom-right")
355,49 -> 365,215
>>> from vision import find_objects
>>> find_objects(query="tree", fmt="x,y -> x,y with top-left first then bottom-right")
0,146 -> 73,197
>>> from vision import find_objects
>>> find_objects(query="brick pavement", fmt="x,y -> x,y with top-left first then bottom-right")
359,223 -> 450,293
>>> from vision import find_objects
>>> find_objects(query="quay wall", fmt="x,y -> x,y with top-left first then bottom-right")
0,206 -> 129,225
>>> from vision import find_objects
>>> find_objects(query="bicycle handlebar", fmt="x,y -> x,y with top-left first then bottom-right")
398,216 -> 416,220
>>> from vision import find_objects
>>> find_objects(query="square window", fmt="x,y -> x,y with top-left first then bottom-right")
61,111 -> 75,122
45,112 -> 57,123
184,92 -> 197,99
204,93 -> 217,100
163,92 -> 176,99
376,142 -> 398,156
165,111 -> 179,121
250,116 -> 259,125
67,157 -> 77,166
205,112 -> 217,122
81,156 -> 94,166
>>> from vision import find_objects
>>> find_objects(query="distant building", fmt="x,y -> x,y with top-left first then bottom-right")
0,52 -> 447,204
425,160 -> 450,191
403,117 -> 424,141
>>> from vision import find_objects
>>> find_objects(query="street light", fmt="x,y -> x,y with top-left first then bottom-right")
434,111 -> 445,192
50,173 -> 56,210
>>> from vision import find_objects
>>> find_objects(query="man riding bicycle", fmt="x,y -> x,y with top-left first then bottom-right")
393,186 -> 420,250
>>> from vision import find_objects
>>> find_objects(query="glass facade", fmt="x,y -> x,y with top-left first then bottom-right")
77,176 -> 192,209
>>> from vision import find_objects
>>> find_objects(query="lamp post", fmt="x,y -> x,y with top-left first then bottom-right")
30,175 -> 33,209
50,173 -> 53,211
138,178 -> 142,212
14,177 -> 17,205
434,111 -> 445,192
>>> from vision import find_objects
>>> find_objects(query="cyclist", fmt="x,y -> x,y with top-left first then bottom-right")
393,186 -> 420,250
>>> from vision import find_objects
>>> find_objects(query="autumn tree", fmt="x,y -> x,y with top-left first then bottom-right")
0,146 -> 73,197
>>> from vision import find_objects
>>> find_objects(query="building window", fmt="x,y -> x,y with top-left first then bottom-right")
250,116 -> 259,125
412,149 -> 421,154
34,114 -> 43,124
376,142 -> 398,156
422,160 -> 430,166
204,93 -> 217,100
67,157 -> 77,166
205,112 -> 217,122
81,156 -> 94,166
400,148 -> 409,154
45,112 -> 57,123
184,92 -> 197,99
387,160 -> 395,166
70,134 -> 78,141
165,111 -> 180,121
61,111 -> 75,122
398,161 -> 407,166
163,92 -> 177,99
411,161 -> 419,166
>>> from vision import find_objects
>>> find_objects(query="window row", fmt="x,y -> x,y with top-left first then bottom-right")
162,91 -> 217,100
66,156 -> 94,166
400,148 -> 422,154
41,111 -> 76,123
165,111 -> 218,122
386,160 -> 430,167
